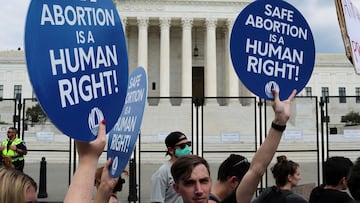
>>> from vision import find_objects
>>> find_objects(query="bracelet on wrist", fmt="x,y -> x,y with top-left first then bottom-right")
271,122 -> 286,132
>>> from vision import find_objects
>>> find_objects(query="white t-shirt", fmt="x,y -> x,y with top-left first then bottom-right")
150,160 -> 183,203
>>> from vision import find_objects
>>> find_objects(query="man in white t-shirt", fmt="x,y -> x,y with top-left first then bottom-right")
150,131 -> 192,203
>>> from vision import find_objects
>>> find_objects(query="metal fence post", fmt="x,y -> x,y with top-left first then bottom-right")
128,158 -> 138,202
37,157 -> 48,198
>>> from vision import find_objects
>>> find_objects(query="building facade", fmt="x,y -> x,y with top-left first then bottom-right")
0,0 -> 358,102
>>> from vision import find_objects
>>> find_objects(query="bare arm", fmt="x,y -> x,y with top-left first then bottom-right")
94,158 -> 120,203
236,89 -> 297,203
64,120 -> 106,203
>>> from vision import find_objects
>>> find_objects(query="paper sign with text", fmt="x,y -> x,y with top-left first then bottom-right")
230,0 -> 315,101
336,0 -> 360,74
107,67 -> 147,178
24,0 -> 128,141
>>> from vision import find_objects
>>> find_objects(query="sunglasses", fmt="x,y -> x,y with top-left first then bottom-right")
174,141 -> 191,149
231,158 -> 248,168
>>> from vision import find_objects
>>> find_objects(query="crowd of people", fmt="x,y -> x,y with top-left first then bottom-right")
2,89 -> 360,203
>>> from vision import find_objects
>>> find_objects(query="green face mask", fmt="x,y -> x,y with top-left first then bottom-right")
175,145 -> 191,157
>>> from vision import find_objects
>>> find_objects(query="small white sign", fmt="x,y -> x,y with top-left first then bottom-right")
283,130 -> 302,140
221,132 -> 240,142
157,131 -> 169,141
36,132 -> 55,142
344,129 -> 360,138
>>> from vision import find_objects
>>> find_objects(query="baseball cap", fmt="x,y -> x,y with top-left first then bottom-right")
165,131 -> 188,148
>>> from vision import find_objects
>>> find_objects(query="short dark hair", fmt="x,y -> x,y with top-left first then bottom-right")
217,154 -> 250,183
324,156 -> 353,186
171,154 -> 210,183
271,155 -> 299,187
348,157 -> 360,200
8,127 -> 17,133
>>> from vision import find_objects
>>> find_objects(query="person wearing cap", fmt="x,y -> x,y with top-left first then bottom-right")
150,131 -> 192,203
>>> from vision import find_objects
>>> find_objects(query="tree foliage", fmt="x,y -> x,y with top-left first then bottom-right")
341,111 -> 360,126
26,103 -> 47,124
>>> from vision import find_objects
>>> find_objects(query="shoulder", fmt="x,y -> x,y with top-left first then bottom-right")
310,185 -> 323,193
323,189 -> 351,198
286,192 -> 308,203
330,190 -> 353,200
220,192 -> 237,203
156,161 -> 171,173
14,138 -> 25,143
261,186 -> 277,196
309,185 -> 323,199
310,187 -> 352,202
252,186 -> 277,203
151,162 -> 171,179
209,193 -> 220,203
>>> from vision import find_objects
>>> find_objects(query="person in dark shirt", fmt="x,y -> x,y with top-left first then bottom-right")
209,154 -> 250,203
251,155 -> 308,203
348,157 -> 360,202
309,156 -> 353,203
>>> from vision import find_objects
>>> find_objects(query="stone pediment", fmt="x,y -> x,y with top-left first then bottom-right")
114,0 -> 249,22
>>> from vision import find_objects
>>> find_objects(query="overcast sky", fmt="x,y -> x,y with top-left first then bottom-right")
0,0 -> 358,53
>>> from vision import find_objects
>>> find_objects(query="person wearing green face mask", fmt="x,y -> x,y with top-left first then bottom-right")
150,131 -> 192,203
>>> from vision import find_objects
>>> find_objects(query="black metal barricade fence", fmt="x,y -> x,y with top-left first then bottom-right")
323,96 -> 360,163
262,96 -> 320,199
0,96 -> 357,202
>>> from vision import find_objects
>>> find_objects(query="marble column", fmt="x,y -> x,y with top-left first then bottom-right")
137,17 -> 149,72
121,17 -> 128,59
181,17 -> 193,98
159,17 -> 171,99
205,18 -> 217,98
226,19 -> 239,97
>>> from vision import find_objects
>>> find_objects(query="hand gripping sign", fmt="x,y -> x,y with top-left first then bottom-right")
230,0 -> 315,101
107,67 -> 147,178
24,0 -> 128,141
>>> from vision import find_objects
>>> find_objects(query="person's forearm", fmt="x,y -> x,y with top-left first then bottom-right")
94,183 -> 112,203
236,89 -> 295,203
236,126 -> 283,203
64,158 -> 98,203
16,148 -> 27,155
251,127 -> 282,175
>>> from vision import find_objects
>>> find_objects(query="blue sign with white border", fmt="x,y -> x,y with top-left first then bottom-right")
24,0 -> 128,141
230,0 -> 315,101
107,67 -> 147,178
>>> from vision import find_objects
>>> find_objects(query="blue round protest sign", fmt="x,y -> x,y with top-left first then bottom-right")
25,0 -> 128,141
107,67 -> 147,178
230,0 -> 315,101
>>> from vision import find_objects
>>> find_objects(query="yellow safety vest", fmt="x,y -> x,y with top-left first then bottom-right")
1,138 -> 25,162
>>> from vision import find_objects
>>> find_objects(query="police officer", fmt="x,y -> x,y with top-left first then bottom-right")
0,127 -> 27,171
